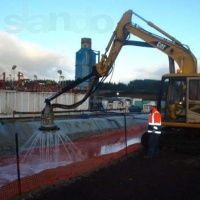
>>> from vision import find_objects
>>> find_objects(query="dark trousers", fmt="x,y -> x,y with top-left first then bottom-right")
147,133 -> 160,158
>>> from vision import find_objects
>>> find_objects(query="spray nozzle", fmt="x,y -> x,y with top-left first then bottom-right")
39,105 -> 60,131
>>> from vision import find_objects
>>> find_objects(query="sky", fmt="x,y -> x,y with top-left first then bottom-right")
0,0 -> 200,84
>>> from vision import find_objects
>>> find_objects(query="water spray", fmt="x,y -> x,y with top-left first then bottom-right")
39,105 -> 60,131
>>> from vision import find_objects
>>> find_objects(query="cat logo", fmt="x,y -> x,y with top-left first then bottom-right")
151,41 -> 169,51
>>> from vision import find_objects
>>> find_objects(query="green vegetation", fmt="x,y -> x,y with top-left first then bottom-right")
99,79 -> 161,95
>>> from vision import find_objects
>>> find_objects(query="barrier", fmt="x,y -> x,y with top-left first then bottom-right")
0,115 -> 148,199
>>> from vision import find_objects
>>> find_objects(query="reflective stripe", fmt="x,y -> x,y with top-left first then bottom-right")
149,122 -> 161,125
148,124 -> 161,130
148,130 -> 161,134
153,126 -> 158,130
152,112 -> 155,123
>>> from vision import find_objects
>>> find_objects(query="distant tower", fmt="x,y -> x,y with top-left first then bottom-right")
75,38 -> 100,90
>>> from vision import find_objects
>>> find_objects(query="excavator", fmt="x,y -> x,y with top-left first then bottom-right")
40,10 -> 200,146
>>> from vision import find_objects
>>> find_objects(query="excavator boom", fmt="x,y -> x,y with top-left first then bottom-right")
125,23 -> 197,74
96,9 -> 197,76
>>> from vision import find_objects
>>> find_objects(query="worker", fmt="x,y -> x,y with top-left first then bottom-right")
144,101 -> 162,158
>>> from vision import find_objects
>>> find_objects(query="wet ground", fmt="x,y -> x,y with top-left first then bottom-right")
16,147 -> 200,200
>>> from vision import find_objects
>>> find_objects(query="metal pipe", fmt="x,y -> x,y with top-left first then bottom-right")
132,11 -> 182,45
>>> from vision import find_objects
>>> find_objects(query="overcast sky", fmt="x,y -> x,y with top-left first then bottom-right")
0,0 -> 200,84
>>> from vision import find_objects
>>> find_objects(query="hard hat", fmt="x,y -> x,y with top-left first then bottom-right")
149,101 -> 157,106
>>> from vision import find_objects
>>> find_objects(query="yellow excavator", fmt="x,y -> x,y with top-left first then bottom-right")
40,10 -> 200,140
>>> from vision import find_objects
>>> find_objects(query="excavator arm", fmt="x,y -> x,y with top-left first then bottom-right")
40,11 -> 132,130
44,10 -> 133,106
95,10 -> 132,77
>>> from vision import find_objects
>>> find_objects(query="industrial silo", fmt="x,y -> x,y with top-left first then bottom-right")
75,38 -> 100,90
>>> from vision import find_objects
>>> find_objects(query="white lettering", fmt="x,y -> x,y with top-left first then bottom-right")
157,42 -> 166,50
3,4 -> 114,34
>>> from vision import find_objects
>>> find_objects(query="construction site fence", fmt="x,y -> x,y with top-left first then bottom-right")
0,112 -> 147,200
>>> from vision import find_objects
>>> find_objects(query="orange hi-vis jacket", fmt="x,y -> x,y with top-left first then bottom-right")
148,107 -> 162,134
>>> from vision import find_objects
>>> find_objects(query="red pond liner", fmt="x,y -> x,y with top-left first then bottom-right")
0,123 -> 147,200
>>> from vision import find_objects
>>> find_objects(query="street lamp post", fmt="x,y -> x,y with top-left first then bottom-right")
33,75 -> 37,91
57,70 -> 62,81
57,70 -> 62,88
12,65 -> 17,88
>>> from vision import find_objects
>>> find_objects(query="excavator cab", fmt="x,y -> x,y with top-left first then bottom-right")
158,75 -> 200,128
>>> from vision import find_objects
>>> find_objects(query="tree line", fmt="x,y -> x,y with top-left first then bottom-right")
99,79 -> 161,94
35,79 -> 161,94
